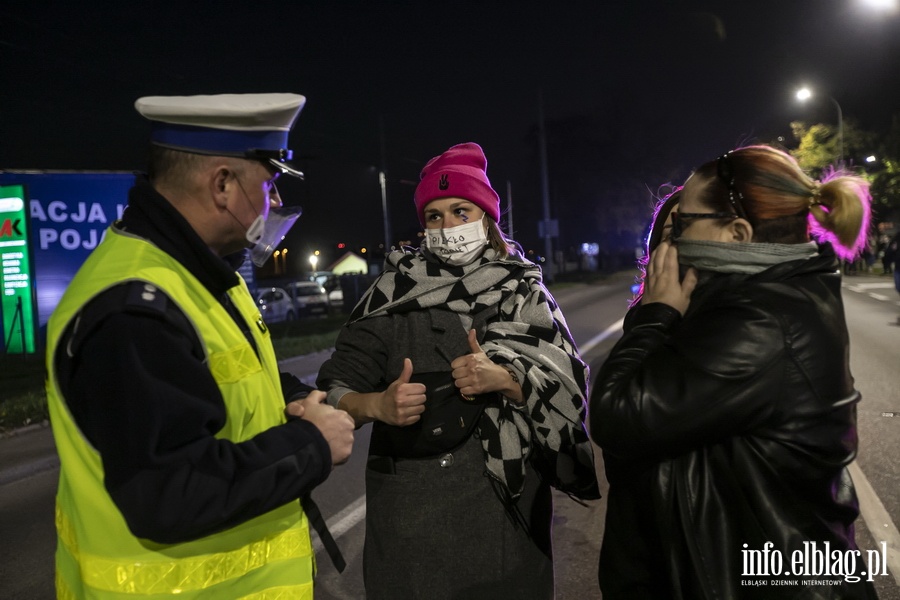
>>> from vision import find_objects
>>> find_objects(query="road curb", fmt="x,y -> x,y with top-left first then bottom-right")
0,421 -> 50,440
0,422 -> 57,487
0,455 -> 60,486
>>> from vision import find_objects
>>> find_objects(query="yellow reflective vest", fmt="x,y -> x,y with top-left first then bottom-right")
46,228 -> 314,599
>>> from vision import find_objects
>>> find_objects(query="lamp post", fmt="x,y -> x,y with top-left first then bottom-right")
379,169 -> 391,252
309,252 -> 318,273
796,87 -> 843,165
378,115 -> 392,254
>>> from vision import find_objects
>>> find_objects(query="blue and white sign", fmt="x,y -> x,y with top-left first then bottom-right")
0,171 -> 136,331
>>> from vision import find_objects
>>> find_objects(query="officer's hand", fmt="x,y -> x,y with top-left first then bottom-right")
299,395 -> 355,466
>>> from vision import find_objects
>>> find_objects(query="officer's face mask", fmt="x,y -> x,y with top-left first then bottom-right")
423,216 -> 489,266
232,173 -> 303,267
249,205 -> 302,267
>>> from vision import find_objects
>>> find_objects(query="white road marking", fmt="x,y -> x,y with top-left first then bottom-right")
848,461 -> 900,586
311,495 -> 367,553
579,317 -> 625,355
847,282 -> 896,292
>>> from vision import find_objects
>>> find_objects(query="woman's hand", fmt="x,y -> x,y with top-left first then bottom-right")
642,240 -> 698,316
374,358 -> 427,426
284,389 -> 328,419
451,330 -> 524,404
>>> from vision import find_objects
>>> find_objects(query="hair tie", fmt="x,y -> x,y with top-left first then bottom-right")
809,184 -> 822,207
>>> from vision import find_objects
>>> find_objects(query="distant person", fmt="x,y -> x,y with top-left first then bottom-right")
317,142 -> 599,599
862,233 -> 877,273
888,230 -> 900,295
590,145 -> 877,598
45,93 -> 355,598
877,232 -> 892,275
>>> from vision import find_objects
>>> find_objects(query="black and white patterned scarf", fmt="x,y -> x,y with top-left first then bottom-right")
350,246 -> 594,501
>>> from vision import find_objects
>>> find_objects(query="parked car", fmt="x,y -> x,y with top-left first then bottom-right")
286,281 -> 329,317
327,286 -> 344,309
298,270 -> 344,308
256,287 -> 295,323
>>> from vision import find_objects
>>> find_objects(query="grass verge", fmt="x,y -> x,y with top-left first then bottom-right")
267,314 -> 346,360
0,313 -> 348,434
0,353 -> 49,432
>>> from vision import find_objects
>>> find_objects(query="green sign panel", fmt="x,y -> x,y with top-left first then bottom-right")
0,184 -> 36,353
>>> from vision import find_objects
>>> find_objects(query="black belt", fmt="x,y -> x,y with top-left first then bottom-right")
301,493 -> 346,572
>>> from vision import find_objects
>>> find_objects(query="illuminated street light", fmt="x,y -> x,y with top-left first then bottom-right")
272,248 -> 289,275
860,0 -> 898,12
796,86 -> 843,165
309,253 -> 318,271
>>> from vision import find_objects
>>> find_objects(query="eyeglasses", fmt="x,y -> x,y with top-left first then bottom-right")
716,152 -> 748,219
671,211 -> 738,239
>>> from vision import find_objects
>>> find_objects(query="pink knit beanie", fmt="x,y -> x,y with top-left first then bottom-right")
414,142 -> 501,226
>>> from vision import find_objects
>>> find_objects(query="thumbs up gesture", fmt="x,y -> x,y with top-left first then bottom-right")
451,329 -> 506,400
376,358 -> 427,426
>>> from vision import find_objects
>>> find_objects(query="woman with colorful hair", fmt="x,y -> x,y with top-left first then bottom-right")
590,145 -> 877,598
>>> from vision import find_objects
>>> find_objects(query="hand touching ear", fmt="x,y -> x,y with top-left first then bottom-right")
643,241 -> 697,315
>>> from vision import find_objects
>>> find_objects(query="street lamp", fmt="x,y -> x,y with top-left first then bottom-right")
309,252 -> 318,272
272,249 -> 289,275
860,0 -> 898,12
795,86 -> 843,165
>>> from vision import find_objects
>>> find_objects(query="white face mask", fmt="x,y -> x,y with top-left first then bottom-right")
424,216 -> 488,265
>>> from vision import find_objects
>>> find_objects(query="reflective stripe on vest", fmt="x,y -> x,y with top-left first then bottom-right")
55,506 -> 312,597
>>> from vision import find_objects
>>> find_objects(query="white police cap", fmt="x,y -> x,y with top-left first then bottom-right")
134,93 -> 306,178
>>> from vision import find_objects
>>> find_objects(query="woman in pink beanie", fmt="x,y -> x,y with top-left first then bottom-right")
318,142 -> 598,599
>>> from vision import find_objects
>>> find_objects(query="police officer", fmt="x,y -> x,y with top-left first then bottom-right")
45,93 -> 355,599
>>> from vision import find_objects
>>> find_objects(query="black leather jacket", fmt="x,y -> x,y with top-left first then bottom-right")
590,248 -> 877,599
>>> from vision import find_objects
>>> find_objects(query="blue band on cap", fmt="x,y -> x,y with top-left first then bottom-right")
150,123 -> 290,156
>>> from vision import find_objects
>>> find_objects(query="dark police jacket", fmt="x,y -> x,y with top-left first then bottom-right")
590,248 -> 877,599
53,177 -> 330,543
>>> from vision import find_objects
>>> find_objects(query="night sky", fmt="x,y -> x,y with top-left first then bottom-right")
3,1 -> 899,270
